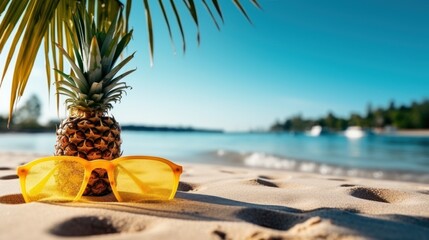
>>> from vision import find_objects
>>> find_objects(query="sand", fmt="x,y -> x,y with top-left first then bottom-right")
1,152 -> 429,239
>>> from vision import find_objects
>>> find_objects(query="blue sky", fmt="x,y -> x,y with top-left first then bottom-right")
0,0 -> 428,131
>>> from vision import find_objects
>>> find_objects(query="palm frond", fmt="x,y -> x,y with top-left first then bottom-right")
158,0 -> 176,53
183,0 -> 200,45
169,0 -> 186,53
250,0 -> 262,9
143,0 -> 154,65
148,0 -> 258,58
232,0 -> 253,24
10,0 -> 59,126
0,0 -> 259,122
202,0 -> 221,30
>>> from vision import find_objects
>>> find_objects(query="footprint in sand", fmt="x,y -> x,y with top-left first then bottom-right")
247,176 -> 306,190
340,184 -> 357,187
0,166 -> 17,180
254,178 -> 281,188
178,181 -> 200,192
50,216 -> 145,237
219,169 -> 248,174
348,187 -> 409,203
259,175 -> 293,181
212,229 -> 227,240
418,190 -> 429,195
0,174 -> 18,180
246,231 -> 284,240
258,175 -> 278,180
236,208 -> 306,231
327,178 -> 347,181
0,194 -> 25,204
244,178 -> 282,188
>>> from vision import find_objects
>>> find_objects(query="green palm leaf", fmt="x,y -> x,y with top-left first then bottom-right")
0,0 -> 260,122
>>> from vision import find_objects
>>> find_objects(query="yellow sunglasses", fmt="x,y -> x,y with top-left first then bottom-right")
17,156 -> 183,203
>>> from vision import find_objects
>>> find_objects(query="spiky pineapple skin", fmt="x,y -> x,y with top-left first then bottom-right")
54,113 -> 122,196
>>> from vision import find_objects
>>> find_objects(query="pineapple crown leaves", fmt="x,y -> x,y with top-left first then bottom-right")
54,5 -> 135,113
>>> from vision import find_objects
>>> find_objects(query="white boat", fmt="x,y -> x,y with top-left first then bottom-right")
344,126 -> 365,139
307,125 -> 323,137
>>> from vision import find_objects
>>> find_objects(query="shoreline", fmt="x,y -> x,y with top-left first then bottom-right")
2,128 -> 429,136
1,152 -> 429,239
391,129 -> 429,136
202,150 -> 429,184
2,149 -> 429,184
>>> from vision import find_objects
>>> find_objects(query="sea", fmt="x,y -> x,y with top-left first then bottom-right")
1,131 -> 429,183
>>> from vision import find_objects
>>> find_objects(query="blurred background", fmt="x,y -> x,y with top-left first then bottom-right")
0,0 -> 428,182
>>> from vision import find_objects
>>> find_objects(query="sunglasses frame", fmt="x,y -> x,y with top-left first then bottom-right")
17,155 -> 183,203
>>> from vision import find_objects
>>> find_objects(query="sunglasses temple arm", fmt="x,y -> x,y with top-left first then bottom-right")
28,165 -> 59,196
117,165 -> 152,193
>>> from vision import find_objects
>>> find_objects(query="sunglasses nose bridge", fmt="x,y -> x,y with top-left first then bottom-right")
86,160 -> 115,171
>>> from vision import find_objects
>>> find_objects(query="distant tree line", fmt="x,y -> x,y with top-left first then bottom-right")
270,99 -> 429,132
122,125 -> 223,133
0,95 -> 56,132
0,95 -> 223,133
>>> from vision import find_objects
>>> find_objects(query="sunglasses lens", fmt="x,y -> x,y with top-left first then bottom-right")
115,160 -> 177,201
24,160 -> 85,202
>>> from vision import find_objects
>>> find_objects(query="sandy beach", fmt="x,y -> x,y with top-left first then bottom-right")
1,152 -> 429,240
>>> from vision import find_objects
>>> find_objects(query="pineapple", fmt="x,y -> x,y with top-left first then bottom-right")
54,7 -> 135,196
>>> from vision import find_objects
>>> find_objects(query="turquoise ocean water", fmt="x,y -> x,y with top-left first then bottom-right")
1,131 -> 428,183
